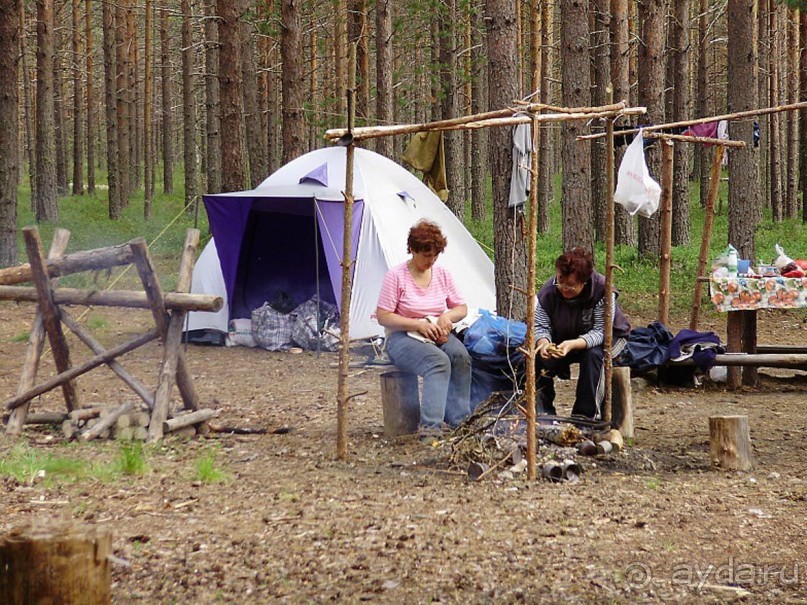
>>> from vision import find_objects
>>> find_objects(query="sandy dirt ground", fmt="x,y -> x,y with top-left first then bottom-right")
1,301 -> 806,604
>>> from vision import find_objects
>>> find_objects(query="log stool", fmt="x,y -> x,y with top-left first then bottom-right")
709,415 -> 754,470
610,366 -> 634,440
380,371 -> 420,437
0,520 -> 112,604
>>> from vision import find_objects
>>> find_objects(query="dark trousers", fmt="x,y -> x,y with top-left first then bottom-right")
536,345 -> 604,419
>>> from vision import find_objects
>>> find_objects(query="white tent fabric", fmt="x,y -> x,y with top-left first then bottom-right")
186,146 -> 496,340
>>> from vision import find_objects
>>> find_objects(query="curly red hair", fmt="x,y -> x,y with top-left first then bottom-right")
556,247 -> 594,283
407,220 -> 447,255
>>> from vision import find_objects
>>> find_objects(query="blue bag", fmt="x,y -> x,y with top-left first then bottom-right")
463,310 -> 528,358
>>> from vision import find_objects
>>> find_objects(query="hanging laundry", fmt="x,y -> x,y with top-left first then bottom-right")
403,131 -> 449,202
508,118 -> 532,209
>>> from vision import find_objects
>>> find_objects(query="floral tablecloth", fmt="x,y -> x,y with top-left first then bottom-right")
710,276 -> 807,311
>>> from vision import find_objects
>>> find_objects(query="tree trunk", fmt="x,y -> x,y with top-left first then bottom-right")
610,0 -> 634,245
670,0 -> 691,246
697,0 -> 711,210
85,0 -> 95,194
20,1 -> 37,207
71,0 -> 84,195
348,0 -> 369,123
34,0 -> 59,222
560,0 -> 592,252
281,0 -> 305,162
591,0 -> 610,244
218,0 -> 247,191
127,3 -> 139,195
441,0 -> 465,219
375,0 -> 393,159
102,0 -> 120,218
307,12 -> 318,151
485,0 -> 528,319
242,4 -> 268,186
470,0 -> 488,222
115,0 -> 131,206
727,0 -> 759,389
0,0 -> 19,267
332,0 -> 346,121
757,0 -> 769,211
144,0 -> 154,218
203,0 -> 222,193
160,6 -> 173,194
786,8 -> 799,219
53,22 -> 68,197
537,0 -> 553,234
181,0 -> 199,210
800,11 -> 807,224
636,0 -> 665,259
769,0 -> 782,222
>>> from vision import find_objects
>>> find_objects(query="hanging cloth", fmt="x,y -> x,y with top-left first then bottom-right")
403,131 -> 449,201
508,118 -> 532,209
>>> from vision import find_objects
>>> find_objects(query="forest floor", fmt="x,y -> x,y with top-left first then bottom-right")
1,301 -> 807,604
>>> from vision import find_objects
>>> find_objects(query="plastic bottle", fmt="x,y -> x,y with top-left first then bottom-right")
728,248 -> 738,278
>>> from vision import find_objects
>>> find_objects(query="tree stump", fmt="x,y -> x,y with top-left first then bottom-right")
610,367 -> 634,440
709,415 -> 754,470
380,371 -> 420,438
0,520 -> 112,604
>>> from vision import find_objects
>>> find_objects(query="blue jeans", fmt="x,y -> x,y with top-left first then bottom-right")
386,331 -> 471,428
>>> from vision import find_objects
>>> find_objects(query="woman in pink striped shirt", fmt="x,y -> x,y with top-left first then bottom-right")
376,220 -> 471,431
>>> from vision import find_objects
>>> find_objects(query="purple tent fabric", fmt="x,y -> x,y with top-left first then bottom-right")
315,200 -> 364,313
300,163 -> 329,186
202,193 -> 364,320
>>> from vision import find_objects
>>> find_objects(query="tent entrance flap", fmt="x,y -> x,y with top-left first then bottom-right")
229,199 -> 364,320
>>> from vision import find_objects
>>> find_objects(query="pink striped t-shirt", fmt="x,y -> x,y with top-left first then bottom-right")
377,262 -> 466,319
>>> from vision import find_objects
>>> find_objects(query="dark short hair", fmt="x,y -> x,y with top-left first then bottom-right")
407,220 -> 447,254
556,247 -> 594,283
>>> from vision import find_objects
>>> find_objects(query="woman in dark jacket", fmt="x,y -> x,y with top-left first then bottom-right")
534,248 -> 631,419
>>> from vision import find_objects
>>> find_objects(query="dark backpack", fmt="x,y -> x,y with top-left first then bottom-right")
614,321 -> 674,373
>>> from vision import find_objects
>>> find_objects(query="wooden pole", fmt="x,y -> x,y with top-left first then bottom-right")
61,311 -> 156,409
0,241 -> 135,285
641,131 -> 746,147
602,112 -> 616,423
689,145 -> 725,330
129,236 -> 201,413
147,230 -> 200,441
22,227 -> 80,412
163,408 -> 218,433
6,229 -> 70,434
324,100 -> 633,141
0,521 -> 112,604
4,329 -> 160,411
658,140 -> 674,326
578,99 -> 807,141
0,286 -> 222,312
336,43 -> 357,461
709,415 -> 753,470
524,115 -> 539,480
324,106 -> 646,142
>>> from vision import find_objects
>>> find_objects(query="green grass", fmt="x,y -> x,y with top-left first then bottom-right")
191,447 -> 228,484
0,443 -> 90,485
116,442 -> 149,476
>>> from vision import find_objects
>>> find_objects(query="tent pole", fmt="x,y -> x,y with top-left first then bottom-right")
313,198 -> 321,358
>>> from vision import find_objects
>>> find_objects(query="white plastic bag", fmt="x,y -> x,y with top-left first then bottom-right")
613,129 -> 662,218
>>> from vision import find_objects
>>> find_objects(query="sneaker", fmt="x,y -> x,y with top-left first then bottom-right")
418,427 -> 443,444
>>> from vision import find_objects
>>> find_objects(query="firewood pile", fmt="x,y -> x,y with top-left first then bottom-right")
445,391 -> 624,482
4,404 -> 219,442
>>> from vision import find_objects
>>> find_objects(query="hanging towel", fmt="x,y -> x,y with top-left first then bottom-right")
403,131 -> 449,201
508,119 -> 532,208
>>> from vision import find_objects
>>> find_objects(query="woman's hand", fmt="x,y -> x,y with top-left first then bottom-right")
536,338 -> 552,360
417,318 -> 445,343
555,338 -> 586,357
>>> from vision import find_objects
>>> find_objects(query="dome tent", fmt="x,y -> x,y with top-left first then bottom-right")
185,146 -> 496,341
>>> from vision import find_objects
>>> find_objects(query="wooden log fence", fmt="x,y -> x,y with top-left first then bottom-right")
2,227 -> 214,441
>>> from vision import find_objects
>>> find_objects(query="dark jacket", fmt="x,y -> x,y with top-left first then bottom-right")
536,271 -> 631,344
